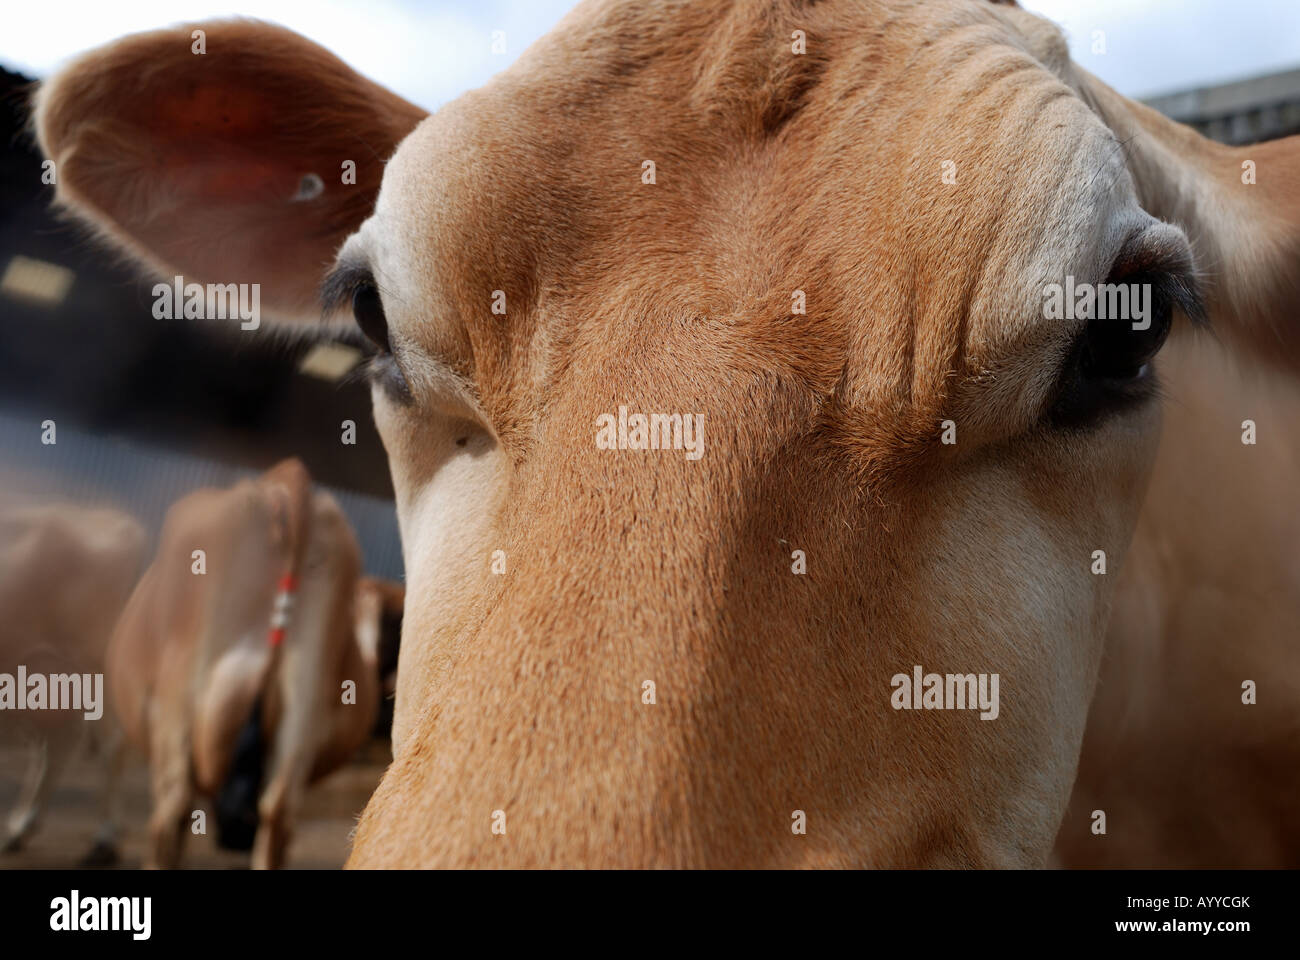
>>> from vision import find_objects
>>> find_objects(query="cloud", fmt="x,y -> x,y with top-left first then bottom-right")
0,0 -> 576,109
1021,0 -> 1300,97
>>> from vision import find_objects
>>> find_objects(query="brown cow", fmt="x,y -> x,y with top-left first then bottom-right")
33,2 -> 1300,867
355,577 -> 406,741
1055,334 -> 1300,867
104,459 -> 378,868
0,504 -> 146,859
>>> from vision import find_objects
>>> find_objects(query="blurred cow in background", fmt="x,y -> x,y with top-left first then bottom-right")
0,504 -> 146,861
355,577 -> 405,743
108,458 -> 379,868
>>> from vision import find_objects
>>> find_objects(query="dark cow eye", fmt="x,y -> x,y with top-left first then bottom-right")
1049,278 -> 1173,428
352,282 -> 390,353
1079,283 -> 1172,382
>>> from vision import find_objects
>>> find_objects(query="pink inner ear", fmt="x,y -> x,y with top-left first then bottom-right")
152,83 -> 312,202
37,20 -> 430,316
158,83 -> 267,136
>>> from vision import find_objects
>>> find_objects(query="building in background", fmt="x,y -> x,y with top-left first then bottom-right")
1144,66 -> 1300,144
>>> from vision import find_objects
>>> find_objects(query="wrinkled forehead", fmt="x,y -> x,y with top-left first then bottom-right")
359,0 -> 1138,390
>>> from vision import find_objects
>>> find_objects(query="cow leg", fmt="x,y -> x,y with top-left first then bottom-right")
145,720 -> 192,869
251,757 -> 309,870
80,725 -> 127,867
2,739 -> 48,852
3,722 -> 81,852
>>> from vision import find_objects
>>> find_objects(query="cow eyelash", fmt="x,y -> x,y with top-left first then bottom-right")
321,265 -> 389,349
321,265 -> 414,404
321,263 -> 373,321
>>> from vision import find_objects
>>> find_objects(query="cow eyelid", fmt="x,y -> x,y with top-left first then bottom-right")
1107,229 -> 1208,328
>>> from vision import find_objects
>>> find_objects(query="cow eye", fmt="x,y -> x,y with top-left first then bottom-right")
1079,281 -> 1172,381
1049,277 -> 1173,428
352,282 -> 390,353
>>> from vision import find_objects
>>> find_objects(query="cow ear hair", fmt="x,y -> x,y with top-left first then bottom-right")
34,19 -> 427,323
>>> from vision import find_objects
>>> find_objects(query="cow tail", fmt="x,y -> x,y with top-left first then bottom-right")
215,462 -> 315,850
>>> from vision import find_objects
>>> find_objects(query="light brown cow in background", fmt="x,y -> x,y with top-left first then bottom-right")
107,459 -> 378,868
354,577 -> 406,745
0,504 -> 146,859
33,1 -> 1300,867
1055,335 -> 1300,866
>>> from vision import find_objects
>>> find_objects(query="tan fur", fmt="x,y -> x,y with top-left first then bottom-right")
106,460 -> 378,868
32,1 -> 1300,867
1055,335 -> 1300,866
0,505 -> 146,852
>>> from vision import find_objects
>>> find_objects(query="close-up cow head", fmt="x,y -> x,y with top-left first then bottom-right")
31,0 -> 1299,866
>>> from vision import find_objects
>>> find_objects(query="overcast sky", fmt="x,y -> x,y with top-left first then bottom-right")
2,0 -> 1297,107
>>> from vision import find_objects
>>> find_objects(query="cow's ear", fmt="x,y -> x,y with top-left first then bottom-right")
34,19 -> 427,322
1076,69 -> 1300,374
